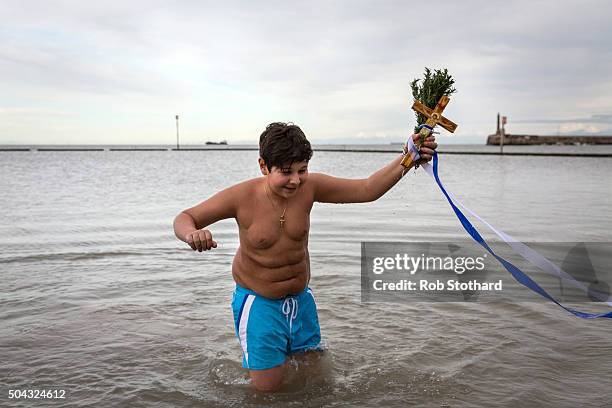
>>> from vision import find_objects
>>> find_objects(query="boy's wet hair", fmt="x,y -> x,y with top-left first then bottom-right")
259,122 -> 313,170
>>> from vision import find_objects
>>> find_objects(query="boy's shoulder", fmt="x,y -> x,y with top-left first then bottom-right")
222,177 -> 261,199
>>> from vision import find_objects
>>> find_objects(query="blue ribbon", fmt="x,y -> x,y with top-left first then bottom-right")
431,152 -> 612,318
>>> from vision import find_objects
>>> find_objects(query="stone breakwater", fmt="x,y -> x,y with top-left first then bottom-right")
487,134 -> 612,145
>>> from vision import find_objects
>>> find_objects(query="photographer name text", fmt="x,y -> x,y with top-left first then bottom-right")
372,279 -> 503,291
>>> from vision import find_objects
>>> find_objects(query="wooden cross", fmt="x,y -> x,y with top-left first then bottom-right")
401,95 -> 457,168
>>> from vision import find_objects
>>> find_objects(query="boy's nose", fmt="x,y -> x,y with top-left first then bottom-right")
289,174 -> 300,185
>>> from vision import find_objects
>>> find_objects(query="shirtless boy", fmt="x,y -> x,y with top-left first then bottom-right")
173,122 -> 437,392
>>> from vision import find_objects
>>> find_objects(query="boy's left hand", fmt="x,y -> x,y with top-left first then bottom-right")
413,133 -> 438,164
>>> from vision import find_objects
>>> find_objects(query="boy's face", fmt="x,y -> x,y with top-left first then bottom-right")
259,159 -> 309,198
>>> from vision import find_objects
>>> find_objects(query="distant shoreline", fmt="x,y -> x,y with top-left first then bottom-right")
487,134 -> 612,146
1,145 -> 611,157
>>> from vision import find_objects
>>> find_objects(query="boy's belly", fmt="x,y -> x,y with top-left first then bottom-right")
232,247 -> 310,299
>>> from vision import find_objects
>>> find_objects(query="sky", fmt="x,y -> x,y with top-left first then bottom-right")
1,0 -> 611,145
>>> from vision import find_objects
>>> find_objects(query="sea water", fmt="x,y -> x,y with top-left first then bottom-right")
1,149 -> 611,407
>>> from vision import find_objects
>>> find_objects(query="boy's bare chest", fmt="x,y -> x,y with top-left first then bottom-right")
238,200 -> 312,249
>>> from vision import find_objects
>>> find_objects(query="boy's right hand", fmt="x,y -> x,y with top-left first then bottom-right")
185,229 -> 217,252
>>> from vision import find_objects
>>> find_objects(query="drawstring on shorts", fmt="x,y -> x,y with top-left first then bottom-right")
282,297 -> 299,340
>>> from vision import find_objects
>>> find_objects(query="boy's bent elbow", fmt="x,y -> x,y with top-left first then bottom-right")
173,211 -> 197,241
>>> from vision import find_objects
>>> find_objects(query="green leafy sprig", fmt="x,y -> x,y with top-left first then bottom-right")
410,68 -> 456,132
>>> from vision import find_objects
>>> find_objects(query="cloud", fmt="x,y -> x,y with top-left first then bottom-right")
1,0 -> 612,143
559,123 -> 605,134
0,107 -> 74,117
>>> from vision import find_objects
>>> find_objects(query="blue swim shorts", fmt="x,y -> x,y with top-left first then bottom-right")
231,283 -> 322,370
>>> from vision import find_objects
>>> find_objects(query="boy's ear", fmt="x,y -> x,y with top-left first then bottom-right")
258,157 -> 269,175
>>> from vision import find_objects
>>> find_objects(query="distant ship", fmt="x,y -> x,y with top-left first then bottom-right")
205,140 -> 228,145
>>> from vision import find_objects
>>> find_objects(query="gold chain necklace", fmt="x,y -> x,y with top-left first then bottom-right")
264,182 -> 287,230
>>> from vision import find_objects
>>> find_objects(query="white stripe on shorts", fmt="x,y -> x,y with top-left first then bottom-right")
307,288 -> 315,302
238,295 -> 255,368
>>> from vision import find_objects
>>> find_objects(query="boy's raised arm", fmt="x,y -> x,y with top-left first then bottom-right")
312,134 -> 436,204
311,154 -> 407,203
